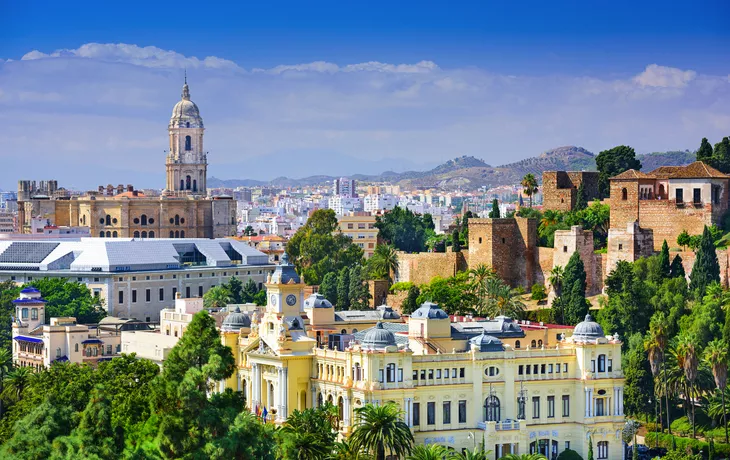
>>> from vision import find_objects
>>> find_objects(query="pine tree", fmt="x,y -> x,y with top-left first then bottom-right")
575,182 -> 587,211
336,267 -> 350,310
488,199 -> 500,218
401,285 -> 420,315
452,229 -> 461,252
670,254 -> 686,280
689,226 -> 720,297
319,272 -> 338,306
659,240 -> 671,280
697,137 -> 714,164
348,265 -> 371,310
560,251 -> 588,325
225,277 -> 244,303
241,278 -> 258,303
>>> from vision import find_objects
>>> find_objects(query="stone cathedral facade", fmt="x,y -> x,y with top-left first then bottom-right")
17,79 -> 236,239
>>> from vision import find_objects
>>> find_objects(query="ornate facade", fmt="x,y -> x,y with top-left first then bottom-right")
221,255 -> 626,459
17,79 -> 235,239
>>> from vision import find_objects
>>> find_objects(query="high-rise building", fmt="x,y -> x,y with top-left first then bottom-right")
333,178 -> 357,198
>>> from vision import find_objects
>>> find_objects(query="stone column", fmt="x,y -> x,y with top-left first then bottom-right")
252,363 -> 260,412
282,367 -> 288,419
404,398 -> 412,427
237,373 -> 242,392
590,389 -> 595,417
618,388 -> 624,415
343,396 -> 351,427
584,388 -> 590,417
277,368 -> 284,420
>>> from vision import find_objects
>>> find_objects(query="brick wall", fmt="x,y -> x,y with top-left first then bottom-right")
368,279 -> 389,307
635,200 -> 715,250
609,180 -> 641,230
553,226 -> 602,295
606,222 -> 655,275
542,171 -> 599,211
396,251 -> 467,286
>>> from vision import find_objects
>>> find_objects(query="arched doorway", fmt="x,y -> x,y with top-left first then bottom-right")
484,395 -> 501,422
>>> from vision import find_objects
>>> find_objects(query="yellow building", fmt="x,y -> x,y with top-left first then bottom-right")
17,79 -> 236,239
337,213 -> 378,258
222,256 -> 625,459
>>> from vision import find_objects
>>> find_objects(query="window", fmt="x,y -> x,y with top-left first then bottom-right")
198,286 -> 203,297
596,398 -> 605,416
428,369 -> 434,380
413,370 -> 418,381
597,441 -> 608,459
487,366 -> 499,376
532,397 -> 540,418
436,369 -> 442,379
133,231 -> 140,238
459,368 -> 465,378
413,403 -> 420,426
540,364 -> 546,374
106,345 -> 112,355
172,287 -> 177,298
132,290 -> 137,303
484,396 -> 500,422
565,442 -> 570,451
563,245 -> 568,253
398,369 -> 403,382
531,340 -> 536,348
693,188 -> 701,204
676,188 -> 684,203
118,291 -> 124,304
21,308 -> 28,319
145,289 -> 151,302
598,354 -> 606,372
452,368 -> 457,378
458,400 -> 467,423
591,360 -> 596,372
31,308 -> 38,320
75,343 -> 78,353
386,364 -> 396,383
547,396 -> 555,418
427,402 -> 435,425
548,364 -> 553,373
563,363 -> 568,373
443,401 -> 451,424
420,370 -> 426,381
608,359 -> 613,372
185,135 -> 192,151
515,340 -> 521,349
621,188 -> 628,200
159,288 -> 164,301
378,369 -> 384,383
518,365 -> 524,375
526,365 -> 531,375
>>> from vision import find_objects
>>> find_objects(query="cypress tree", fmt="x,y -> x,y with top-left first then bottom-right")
452,229 -> 461,252
670,254 -> 686,280
319,272 -> 338,306
560,251 -> 588,325
658,240 -> 671,280
697,137 -> 714,164
336,267 -> 350,310
401,285 -> 421,315
488,199 -> 500,218
348,265 -> 370,310
587,436 -> 594,460
689,226 -> 720,297
575,182 -> 587,210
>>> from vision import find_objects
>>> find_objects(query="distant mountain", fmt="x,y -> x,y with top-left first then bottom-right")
209,147 -> 697,191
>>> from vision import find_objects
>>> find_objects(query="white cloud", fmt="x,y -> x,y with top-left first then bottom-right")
1,43 -> 729,189
634,64 -> 697,88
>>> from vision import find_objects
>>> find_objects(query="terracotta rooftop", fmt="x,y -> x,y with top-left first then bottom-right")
610,169 -> 653,180
611,162 -> 729,181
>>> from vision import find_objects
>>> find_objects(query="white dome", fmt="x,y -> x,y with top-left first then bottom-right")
169,83 -> 204,128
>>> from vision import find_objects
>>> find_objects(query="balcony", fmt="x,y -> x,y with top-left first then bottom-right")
476,419 -> 521,431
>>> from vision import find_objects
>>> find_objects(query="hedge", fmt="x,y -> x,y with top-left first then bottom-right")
645,432 -> 730,456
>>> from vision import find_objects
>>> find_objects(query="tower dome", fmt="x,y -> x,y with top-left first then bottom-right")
469,332 -> 504,352
361,322 -> 397,350
572,314 -> 605,341
169,78 -> 204,129
221,306 -> 251,332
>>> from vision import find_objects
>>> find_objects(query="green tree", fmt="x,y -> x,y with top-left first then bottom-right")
349,265 -> 371,310
3,366 -> 31,404
598,260 -> 652,340
0,400 -> 74,459
677,230 -> 691,251
713,137 -> 730,173
407,444 -> 451,459
224,276 -> 244,303
369,244 -> 399,285
417,273 -> 476,315
319,272 -> 339,306
0,281 -> 21,354
453,446 -> 490,460
203,411 -> 276,459
243,225 -> 257,236
287,209 -> 364,285
53,385 -> 117,459
697,137 -> 714,164
0,349 -> 10,418
500,454 -> 547,460
253,287 -> 267,306
689,226 -> 720,297
659,240 -> 671,280
278,406 -> 338,460
375,206 -> 433,253
349,403 -> 413,460
401,285 -> 421,315
575,182 -> 587,211
556,450 -> 583,460
460,210 -> 473,246
521,174 -> 539,207
337,267 -> 351,310
548,265 -> 564,297
203,285 -> 232,310
587,436 -> 594,460
595,145 -> 641,197
28,278 -> 106,324
704,339 -> 729,443
670,254 -> 686,280
676,333 -> 700,438
452,228 -> 462,252
241,278 -> 259,303
480,277 -> 525,319
623,333 -> 654,416
489,199 -> 500,218
558,252 -> 588,325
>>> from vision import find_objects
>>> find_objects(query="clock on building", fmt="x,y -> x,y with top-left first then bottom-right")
270,294 -> 277,306
286,294 -> 297,306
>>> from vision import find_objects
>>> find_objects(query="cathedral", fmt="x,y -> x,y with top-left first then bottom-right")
17,79 -> 237,239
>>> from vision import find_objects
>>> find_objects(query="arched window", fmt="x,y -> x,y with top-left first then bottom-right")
621,188 -> 628,200
175,215 -> 180,226
185,135 -> 192,151
537,339 -> 543,347
92,348 -> 98,357
515,340 -> 521,349
141,231 -> 147,238
186,122 -> 190,128
175,231 -> 180,238
484,395 -> 501,422
105,215 -> 111,226
112,231 -> 118,238
31,309 -> 38,320
186,175 -> 191,190
170,231 -> 174,238
133,231 -> 140,238
659,184 -> 665,197
149,231 -> 155,238
531,340 -> 536,348
106,231 -> 111,237
341,329 -> 347,334
99,231 -> 104,237
141,214 -> 147,226
598,354 -> 606,373
180,230 -> 185,238
352,328 -> 358,333
75,343 -> 78,352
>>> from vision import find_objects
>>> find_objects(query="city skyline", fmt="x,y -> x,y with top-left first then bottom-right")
1,1 -> 729,189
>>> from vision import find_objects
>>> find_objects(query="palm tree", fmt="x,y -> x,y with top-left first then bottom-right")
480,277 -> 525,319
406,444 -> 452,460
650,313 -> 672,435
548,265 -> 564,297
279,407 -> 337,459
521,174 -> 539,208
539,210 -> 560,229
469,264 -> 497,311
202,285 -> 232,310
676,334 -> 700,438
330,440 -> 373,460
349,403 -> 413,460
371,244 -> 399,285
644,329 -> 664,432
453,446 -> 490,460
705,339 -> 729,443
499,454 -> 546,460
0,349 -> 12,418
2,366 -> 31,403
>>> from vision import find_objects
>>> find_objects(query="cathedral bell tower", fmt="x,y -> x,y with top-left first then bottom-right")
166,74 -> 207,195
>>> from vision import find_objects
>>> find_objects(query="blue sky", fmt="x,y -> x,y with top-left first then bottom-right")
0,1 -> 729,189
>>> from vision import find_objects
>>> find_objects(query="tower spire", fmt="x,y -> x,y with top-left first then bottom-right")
182,70 -> 190,100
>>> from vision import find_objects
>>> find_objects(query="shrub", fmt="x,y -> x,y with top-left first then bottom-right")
645,432 -> 730,457
389,282 -> 413,293
556,449 -> 584,460
531,284 -> 547,301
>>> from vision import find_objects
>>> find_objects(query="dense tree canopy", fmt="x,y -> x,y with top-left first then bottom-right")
595,145 -> 641,197
375,206 -> 435,253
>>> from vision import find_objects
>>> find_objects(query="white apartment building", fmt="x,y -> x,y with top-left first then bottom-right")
328,196 -> 363,216
363,194 -> 398,213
